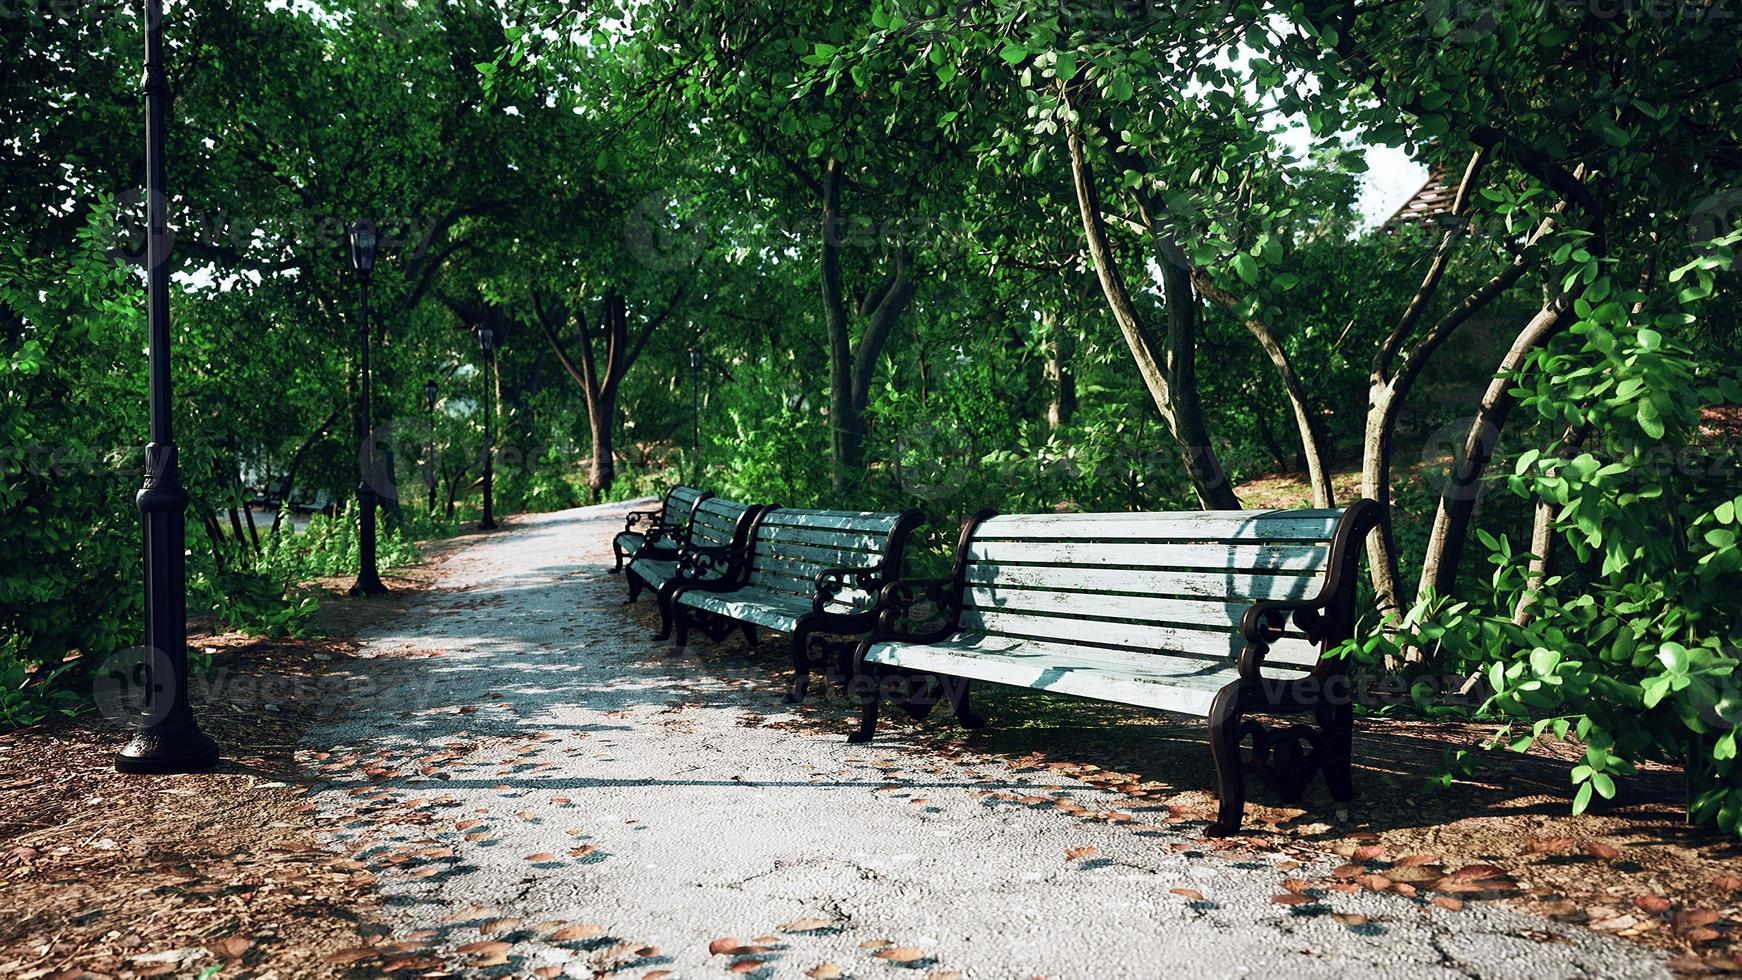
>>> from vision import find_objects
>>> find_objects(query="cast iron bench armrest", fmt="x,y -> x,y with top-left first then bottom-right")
621,507 -> 663,535
871,577 -> 962,644
812,562 -> 892,614
1237,597 -> 1335,681
673,543 -> 746,586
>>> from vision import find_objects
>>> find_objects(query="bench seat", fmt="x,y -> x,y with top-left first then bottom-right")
863,635 -> 1252,716
671,506 -> 922,701
626,496 -> 758,637
680,586 -> 861,634
850,501 -> 1383,838
613,485 -> 708,575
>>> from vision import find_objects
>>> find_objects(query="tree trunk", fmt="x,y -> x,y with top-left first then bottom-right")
1190,271 -> 1334,507
588,389 -> 616,503
1064,105 -> 1240,509
1418,291 -> 1578,598
819,156 -> 918,493
1044,320 -> 1076,431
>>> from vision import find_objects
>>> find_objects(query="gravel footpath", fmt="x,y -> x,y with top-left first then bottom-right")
302,501 -> 1668,979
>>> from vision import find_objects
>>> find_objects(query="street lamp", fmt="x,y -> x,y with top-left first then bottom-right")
477,325 -> 498,531
424,378 -> 438,513
689,347 -> 701,483
116,0 -> 220,774
347,219 -> 387,595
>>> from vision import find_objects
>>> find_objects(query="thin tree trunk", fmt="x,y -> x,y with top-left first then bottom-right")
820,157 -> 918,493
1418,290 -> 1579,598
1190,271 -> 1335,507
1514,423 -> 1593,625
1064,104 -> 1240,509
1044,315 -> 1076,430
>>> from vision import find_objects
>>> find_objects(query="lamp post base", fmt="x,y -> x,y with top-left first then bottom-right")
115,724 -> 220,774
348,574 -> 390,596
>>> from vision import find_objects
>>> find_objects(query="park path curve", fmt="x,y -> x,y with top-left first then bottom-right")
302,501 -> 1667,980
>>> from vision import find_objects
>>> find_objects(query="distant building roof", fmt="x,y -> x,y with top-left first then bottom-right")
1381,164 -> 1457,233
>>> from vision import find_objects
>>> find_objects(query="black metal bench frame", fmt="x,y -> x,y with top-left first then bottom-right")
850,500 -> 1383,837
668,506 -> 924,703
611,486 -> 710,575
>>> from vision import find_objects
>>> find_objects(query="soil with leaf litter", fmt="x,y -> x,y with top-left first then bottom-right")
0,558 -> 449,979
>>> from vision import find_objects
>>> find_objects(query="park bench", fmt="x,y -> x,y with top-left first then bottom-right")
611,485 -> 709,574
626,495 -> 760,638
851,500 -> 1383,837
670,506 -> 924,703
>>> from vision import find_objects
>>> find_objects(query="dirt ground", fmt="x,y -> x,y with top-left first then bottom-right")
0,554 -> 453,980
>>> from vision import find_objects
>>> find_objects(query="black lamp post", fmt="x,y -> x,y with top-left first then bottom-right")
689,347 -> 701,483
424,378 -> 438,512
348,220 -> 388,595
116,0 -> 220,774
477,326 -> 498,531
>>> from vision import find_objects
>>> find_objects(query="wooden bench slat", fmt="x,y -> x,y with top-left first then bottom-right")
759,509 -> 905,533
755,524 -> 889,552
955,607 -> 1321,666
974,510 -> 1341,542
964,540 -> 1330,573
960,563 -> 1320,602
755,539 -> 887,569
963,586 -> 1304,638
862,635 -> 1249,714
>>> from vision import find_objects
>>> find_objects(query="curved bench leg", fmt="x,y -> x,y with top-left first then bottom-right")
652,583 -> 678,641
740,622 -> 757,648
944,677 -> 986,730
672,603 -> 691,655
1319,701 -> 1356,806
846,643 -> 880,742
611,538 -> 626,573
626,570 -> 645,605
785,630 -> 812,705
1205,685 -> 1247,837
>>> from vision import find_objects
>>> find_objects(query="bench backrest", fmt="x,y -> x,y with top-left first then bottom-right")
686,495 -> 755,551
954,508 -> 1363,672
746,508 -> 922,610
663,485 -> 709,528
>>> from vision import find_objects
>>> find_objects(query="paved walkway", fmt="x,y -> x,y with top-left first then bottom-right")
303,502 -> 1668,979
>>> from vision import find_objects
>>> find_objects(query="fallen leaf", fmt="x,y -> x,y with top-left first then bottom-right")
454,940 -> 511,955
1272,893 -> 1313,905
709,938 -> 741,956
1446,864 -> 1507,882
1355,874 -> 1393,892
1430,897 -> 1464,912
1524,836 -> 1575,854
1352,844 -> 1386,861
525,852 -> 558,863
1169,888 -> 1205,900
1331,863 -> 1364,878
1582,843 -> 1619,861
876,947 -> 927,962
1634,896 -> 1673,915
780,917 -> 835,932
1393,853 -> 1441,867
1281,878 -> 1313,894
805,964 -> 844,980
1675,909 -> 1720,932
1331,913 -> 1369,926
549,924 -> 604,941
1714,875 -> 1742,893
1065,847 -> 1098,861
480,917 -> 524,935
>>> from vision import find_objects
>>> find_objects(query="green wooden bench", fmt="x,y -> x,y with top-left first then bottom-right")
611,485 -> 709,575
626,496 -> 760,639
671,506 -> 923,703
851,500 -> 1382,837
